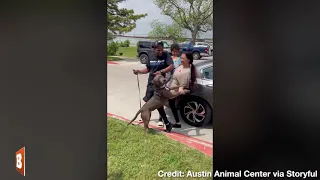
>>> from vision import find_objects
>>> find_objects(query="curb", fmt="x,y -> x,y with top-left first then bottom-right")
107,113 -> 213,157
107,61 -> 119,65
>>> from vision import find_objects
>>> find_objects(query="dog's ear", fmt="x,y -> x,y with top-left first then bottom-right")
152,75 -> 158,84
152,75 -> 160,87
159,76 -> 167,85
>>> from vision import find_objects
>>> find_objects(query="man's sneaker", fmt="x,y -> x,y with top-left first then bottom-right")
138,119 -> 143,123
157,121 -> 164,127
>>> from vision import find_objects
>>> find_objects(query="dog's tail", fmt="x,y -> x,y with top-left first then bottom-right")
127,109 -> 141,126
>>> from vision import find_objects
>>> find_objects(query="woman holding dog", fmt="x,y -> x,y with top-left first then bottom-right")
167,51 -> 197,128
132,41 -> 175,132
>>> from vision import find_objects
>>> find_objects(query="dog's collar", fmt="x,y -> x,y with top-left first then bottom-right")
160,84 -> 166,88
155,85 -> 166,90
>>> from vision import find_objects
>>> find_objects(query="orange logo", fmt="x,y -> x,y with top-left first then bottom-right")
16,147 -> 26,176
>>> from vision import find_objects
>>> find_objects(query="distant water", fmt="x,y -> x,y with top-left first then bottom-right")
114,36 -> 173,46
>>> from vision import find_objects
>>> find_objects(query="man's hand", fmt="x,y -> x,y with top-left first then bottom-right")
133,69 -> 140,75
153,71 -> 162,76
179,87 -> 185,94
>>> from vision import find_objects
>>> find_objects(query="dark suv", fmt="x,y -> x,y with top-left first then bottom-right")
136,41 -> 170,64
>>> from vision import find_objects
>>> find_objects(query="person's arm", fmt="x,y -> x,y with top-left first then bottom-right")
161,64 -> 174,74
138,68 -> 149,74
133,67 -> 149,74
133,58 -> 150,75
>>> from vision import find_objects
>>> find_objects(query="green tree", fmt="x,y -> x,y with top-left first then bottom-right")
148,20 -> 186,43
154,0 -> 213,44
107,0 -> 147,40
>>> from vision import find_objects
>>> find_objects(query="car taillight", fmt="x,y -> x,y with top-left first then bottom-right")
205,48 -> 208,52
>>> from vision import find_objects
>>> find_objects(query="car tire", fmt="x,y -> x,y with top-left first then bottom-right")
139,54 -> 148,64
179,96 -> 212,127
192,52 -> 200,60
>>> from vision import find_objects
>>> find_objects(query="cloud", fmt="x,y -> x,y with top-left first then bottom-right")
118,0 -> 213,38
118,0 -> 172,35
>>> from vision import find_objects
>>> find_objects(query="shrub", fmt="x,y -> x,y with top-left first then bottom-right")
118,40 -> 130,47
119,52 -> 123,56
119,42 -> 125,47
123,40 -> 130,47
107,41 -> 119,56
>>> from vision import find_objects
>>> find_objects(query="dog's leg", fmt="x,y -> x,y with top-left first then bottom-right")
144,125 -> 149,134
141,111 -> 151,134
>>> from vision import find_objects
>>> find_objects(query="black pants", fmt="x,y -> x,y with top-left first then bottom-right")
143,85 -> 170,125
158,97 -> 180,124
169,97 -> 180,123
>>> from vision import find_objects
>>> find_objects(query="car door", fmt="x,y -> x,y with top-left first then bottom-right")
179,43 -> 188,53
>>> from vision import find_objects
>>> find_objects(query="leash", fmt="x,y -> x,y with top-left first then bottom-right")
136,74 -> 142,109
134,53 -> 173,108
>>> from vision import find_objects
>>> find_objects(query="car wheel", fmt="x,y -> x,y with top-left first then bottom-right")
179,96 -> 212,127
192,52 -> 200,60
139,54 -> 148,64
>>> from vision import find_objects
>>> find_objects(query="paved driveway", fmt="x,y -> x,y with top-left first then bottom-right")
201,56 -> 213,61
107,59 -> 213,143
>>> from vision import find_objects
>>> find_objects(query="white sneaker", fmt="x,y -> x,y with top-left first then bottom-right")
157,121 -> 164,127
138,119 -> 143,122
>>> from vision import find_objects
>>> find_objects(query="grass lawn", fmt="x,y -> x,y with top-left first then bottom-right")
116,46 -> 137,59
107,117 -> 213,180
107,56 -> 123,61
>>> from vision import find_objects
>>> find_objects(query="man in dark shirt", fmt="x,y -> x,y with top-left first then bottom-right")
133,41 -> 174,132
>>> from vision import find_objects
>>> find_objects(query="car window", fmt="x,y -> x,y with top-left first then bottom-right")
163,42 -> 169,48
179,43 -> 187,48
139,42 -> 152,48
201,66 -> 213,80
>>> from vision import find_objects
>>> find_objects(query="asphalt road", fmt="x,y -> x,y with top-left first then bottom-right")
107,58 -> 213,143
200,56 -> 213,61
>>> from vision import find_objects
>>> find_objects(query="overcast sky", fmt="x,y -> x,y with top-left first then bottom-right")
118,0 -> 213,38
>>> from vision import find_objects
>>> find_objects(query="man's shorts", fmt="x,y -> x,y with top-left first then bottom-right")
143,85 -> 154,102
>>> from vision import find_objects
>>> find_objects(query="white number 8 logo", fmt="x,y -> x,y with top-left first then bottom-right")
16,153 -> 22,169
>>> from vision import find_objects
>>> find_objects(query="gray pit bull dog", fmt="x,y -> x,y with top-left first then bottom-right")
127,74 -> 189,134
